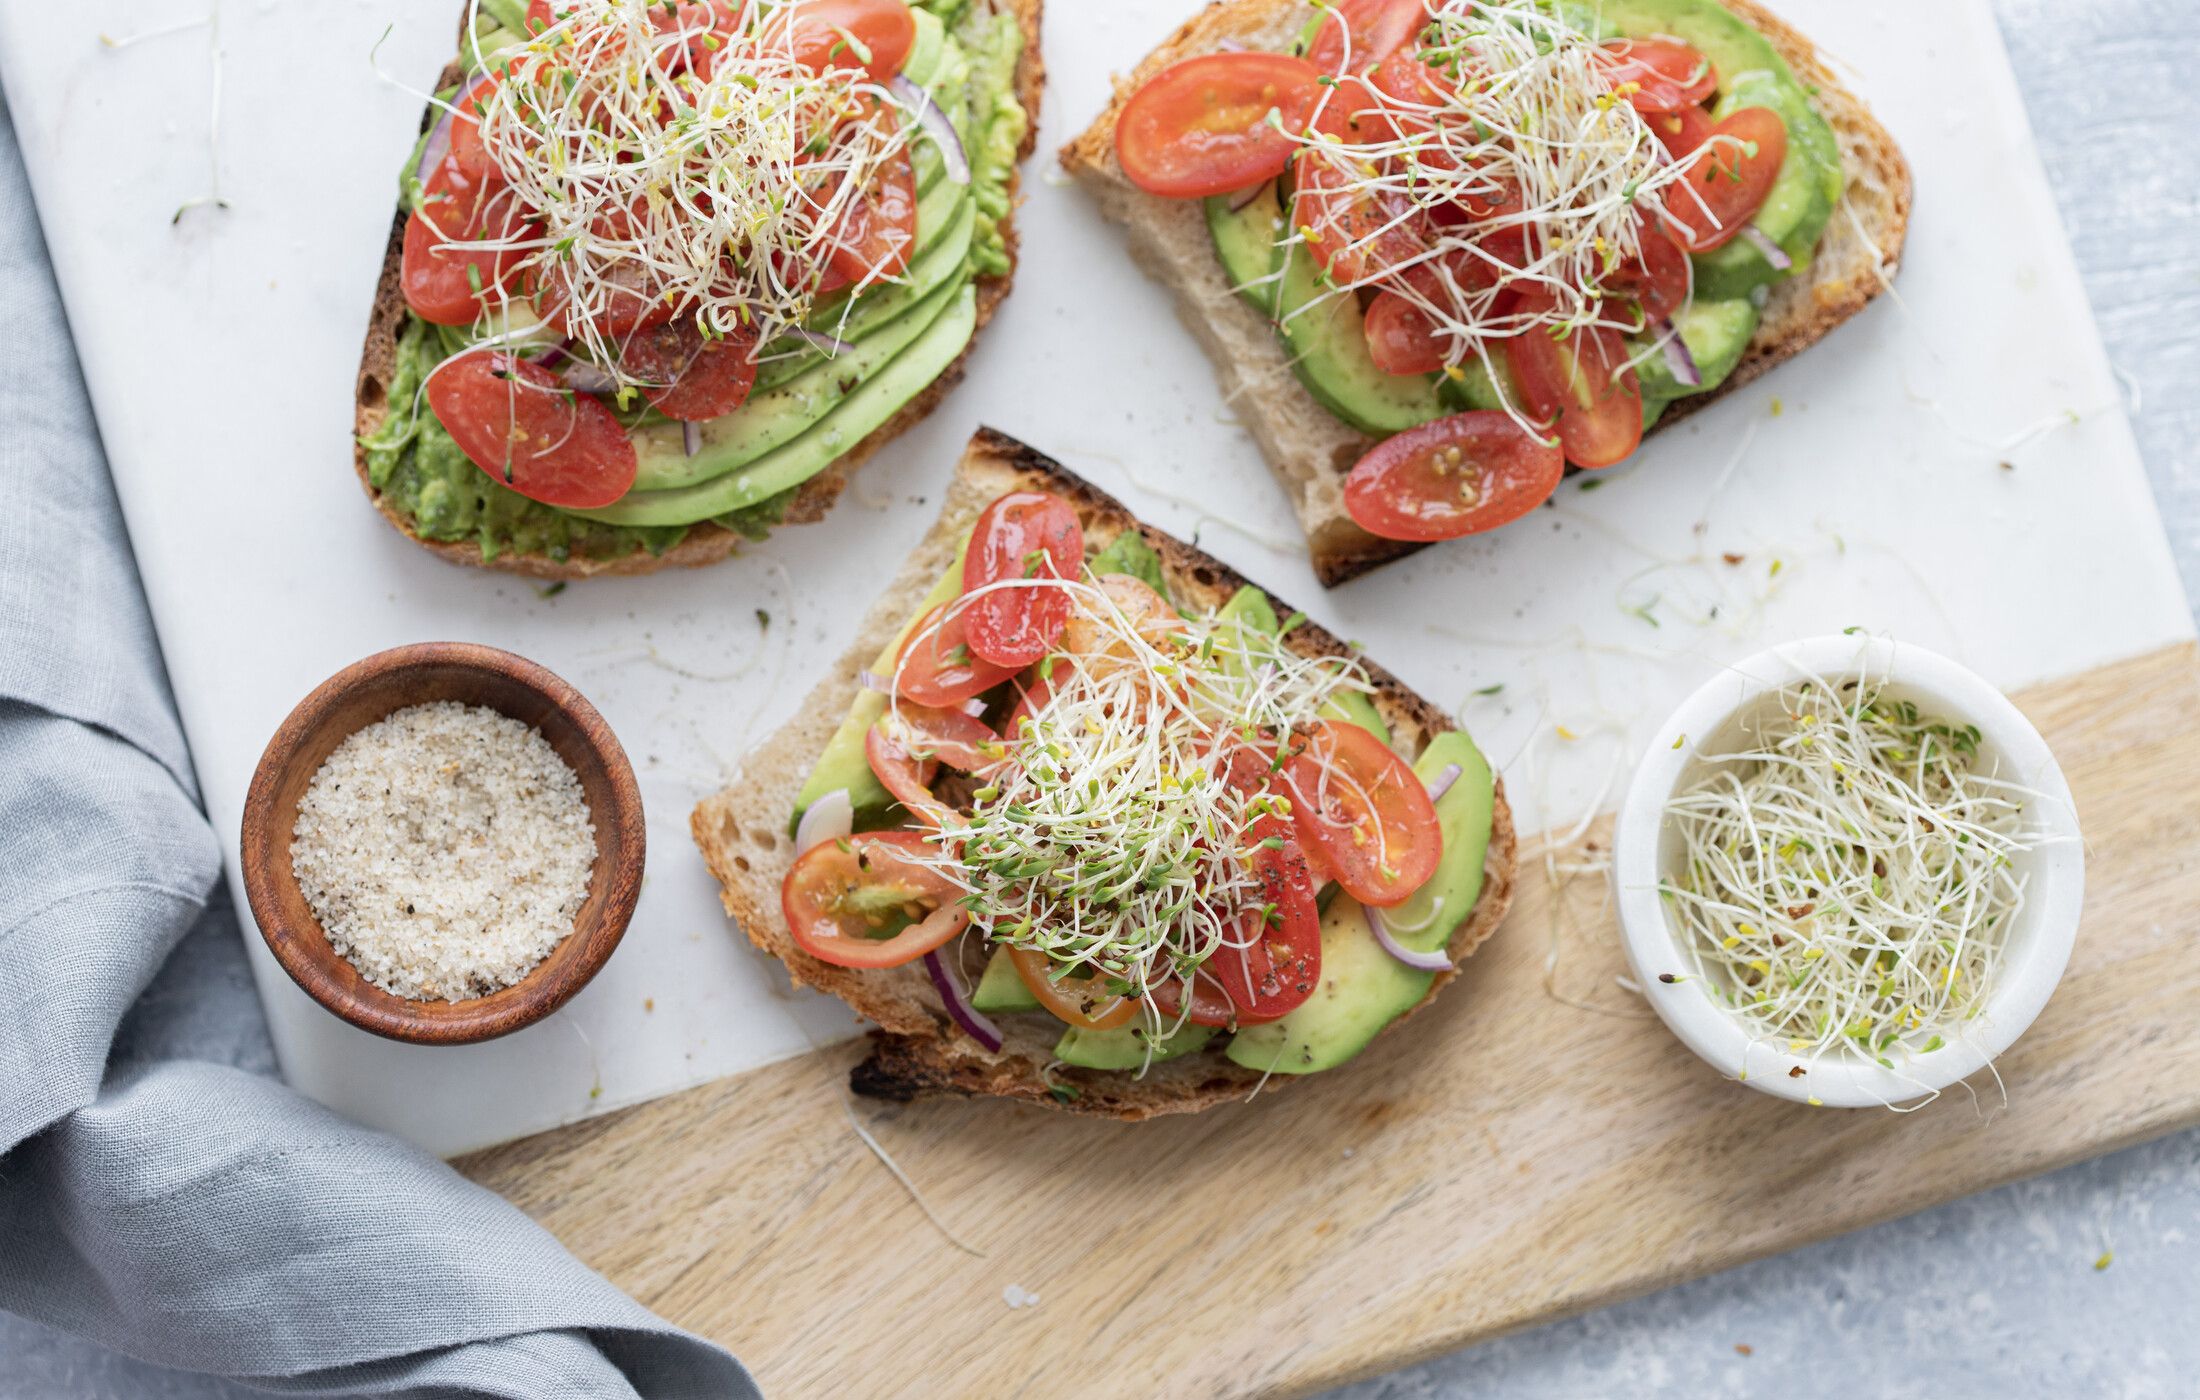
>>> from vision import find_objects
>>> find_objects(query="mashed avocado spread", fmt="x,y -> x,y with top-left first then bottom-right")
362,0 -> 1026,565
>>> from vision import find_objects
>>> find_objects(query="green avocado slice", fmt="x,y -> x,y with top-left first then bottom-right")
629,207 -> 975,493
1225,729 -> 1496,1075
970,947 -> 1041,1012
1633,295 -> 1761,404
1056,1021 -> 1217,1071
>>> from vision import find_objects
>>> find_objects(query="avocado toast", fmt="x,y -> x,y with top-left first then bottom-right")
1062,0 -> 1911,585
693,428 -> 1518,1118
353,0 -> 1043,579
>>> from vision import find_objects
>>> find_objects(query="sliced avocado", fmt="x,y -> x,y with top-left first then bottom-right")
631,216 -> 973,493
749,176 -> 973,395
1270,241 -> 1447,437
1226,730 -> 1495,1075
790,531 -> 975,828
1322,689 -> 1393,748
587,280 -> 977,525
1204,189 -> 1283,315
903,3 -> 946,88
1692,70 -> 1842,297
1213,585 -> 1279,678
1056,1020 -> 1217,1071
1632,296 -> 1760,401
970,946 -> 1040,1013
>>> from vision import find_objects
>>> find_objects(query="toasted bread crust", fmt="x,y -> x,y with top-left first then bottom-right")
351,0 -> 1046,580
691,427 -> 1518,1119
1060,0 -> 1912,586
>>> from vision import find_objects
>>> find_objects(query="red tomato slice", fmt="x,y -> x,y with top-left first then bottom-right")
444,71 -> 502,184
895,601 -> 1020,708
1665,106 -> 1787,252
424,351 -> 639,508
1291,155 -> 1429,287
614,316 -> 760,421
1009,946 -> 1137,1031
864,721 -> 945,828
1505,291 -> 1644,469
1148,968 -> 1241,1028
1115,52 -> 1323,199
1364,290 -> 1451,376
1595,38 -> 1718,112
962,491 -> 1084,669
401,159 -> 535,326
532,254 -> 683,339
760,0 -> 916,81
1597,218 -> 1691,324
1004,656 -> 1063,736
1285,720 -> 1442,907
1645,104 -> 1713,157
1209,816 -> 1322,1019
881,702 -> 1000,774
1344,410 -> 1565,542
782,831 -> 969,970
1061,573 -> 1183,669
1307,0 -> 1428,76
825,145 -> 919,287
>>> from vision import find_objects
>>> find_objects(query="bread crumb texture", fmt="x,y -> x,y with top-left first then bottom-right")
290,701 -> 596,1001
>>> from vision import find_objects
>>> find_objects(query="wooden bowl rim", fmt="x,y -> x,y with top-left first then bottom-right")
239,641 -> 644,1046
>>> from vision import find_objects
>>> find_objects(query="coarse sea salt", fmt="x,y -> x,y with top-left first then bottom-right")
290,700 -> 596,1001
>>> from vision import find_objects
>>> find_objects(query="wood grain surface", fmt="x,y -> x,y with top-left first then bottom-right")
459,643 -> 2200,1398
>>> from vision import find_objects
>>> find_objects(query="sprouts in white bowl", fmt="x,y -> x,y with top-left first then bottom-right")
1613,636 -> 2084,1108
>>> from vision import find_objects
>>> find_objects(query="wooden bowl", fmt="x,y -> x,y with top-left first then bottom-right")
240,642 -> 645,1045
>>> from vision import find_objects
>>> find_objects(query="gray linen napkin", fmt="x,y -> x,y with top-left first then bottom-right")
0,96 -> 761,1400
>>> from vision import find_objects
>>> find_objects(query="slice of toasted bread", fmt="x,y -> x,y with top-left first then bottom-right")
1061,0 -> 1912,587
691,427 -> 1519,1119
351,0 -> 1046,581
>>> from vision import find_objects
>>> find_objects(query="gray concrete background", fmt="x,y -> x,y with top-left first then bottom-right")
5,0 -> 2197,1394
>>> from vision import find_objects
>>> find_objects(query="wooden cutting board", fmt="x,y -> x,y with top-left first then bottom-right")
460,642 -> 2200,1398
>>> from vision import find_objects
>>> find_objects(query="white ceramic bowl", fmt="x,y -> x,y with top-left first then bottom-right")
1612,635 -> 2085,1106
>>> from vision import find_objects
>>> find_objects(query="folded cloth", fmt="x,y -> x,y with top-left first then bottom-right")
0,96 -> 760,1400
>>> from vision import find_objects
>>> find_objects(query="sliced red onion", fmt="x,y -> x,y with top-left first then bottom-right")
1655,319 -> 1702,388
683,420 -> 702,458
959,697 -> 988,718
1367,906 -> 1453,972
861,670 -> 896,694
1739,224 -> 1793,271
890,75 -> 970,186
1425,762 -> 1463,802
924,950 -> 1004,1052
1227,181 -> 1270,213
793,788 -> 854,854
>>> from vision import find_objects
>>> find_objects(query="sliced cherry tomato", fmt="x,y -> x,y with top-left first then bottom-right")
1285,720 -> 1442,906
864,721 -> 947,828
1115,52 -> 1323,199
824,145 -> 918,286
401,159 -> 535,326
895,601 -> 1019,708
962,491 -> 1084,669
424,351 -> 638,508
614,316 -> 760,421
1061,573 -> 1183,671
1306,0 -> 1428,76
782,831 -> 969,969
1010,946 -> 1137,1031
1597,218 -> 1691,325
1645,104 -> 1713,157
1291,98 -> 1433,286
444,71 -> 502,184
1665,105 -> 1787,252
1208,815 -> 1322,1018
1505,290 -> 1644,469
1004,656 -> 1064,735
1149,968 -> 1240,1028
532,252 -> 683,338
1364,289 -> 1451,376
1369,51 -> 1452,110
1343,410 -> 1565,542
760,0 -> 917,81
1595,38 -> 1717,113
